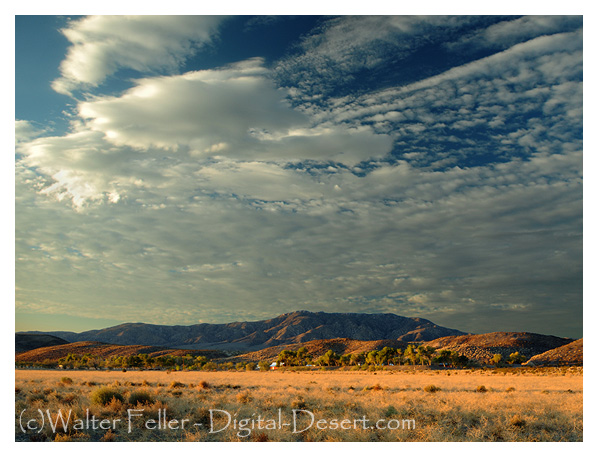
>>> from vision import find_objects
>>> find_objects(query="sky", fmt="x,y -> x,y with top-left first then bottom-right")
14,14 -> 584,338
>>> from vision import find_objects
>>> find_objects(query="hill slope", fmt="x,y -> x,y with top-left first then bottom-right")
221,338 -> 409,363
31,311 -> 466,350
15,333 -> 70,354
15,341 -> 227,364
524,339 -> 583,366
425,332 -> 573,364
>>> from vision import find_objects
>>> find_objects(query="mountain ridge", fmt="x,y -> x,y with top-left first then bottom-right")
19,310 -> 467,350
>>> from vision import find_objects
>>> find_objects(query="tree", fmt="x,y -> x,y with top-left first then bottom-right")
339,354 -> 351,366
491,353 -> 503,366
365,350 -> 379,366
450,352 -> 469,368
296,347 -> 310,365
433,349 -> 452,367
508,352 -> 526,365
322,350 -> 339,367
258,360 -> 270,371
377,347 -> 397,365
417,346 -> 436,366
277,350 -> 296,367
404,345 -> 418,365
350,353 -> 365,366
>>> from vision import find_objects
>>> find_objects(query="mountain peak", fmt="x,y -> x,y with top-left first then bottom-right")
30,311 -> 466,350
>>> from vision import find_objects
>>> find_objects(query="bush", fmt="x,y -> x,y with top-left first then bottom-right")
236,391 -> 253,404
128,390 -> 154,406
60,377 -> 73,385
90,387 -> 124,406
476,385 -> 488,393
169,381 -> 185,389
384,406 -> 398,417
424,384 -> 441,393
198,380 -> 211,390
510,414 -> 526,427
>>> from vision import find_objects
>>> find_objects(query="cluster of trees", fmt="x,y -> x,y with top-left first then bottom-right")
18,345 -> 499,372
490,352 -> 527,366
275,345 -> 471,368
18,353 -> 271,372
17,353 -> 216,371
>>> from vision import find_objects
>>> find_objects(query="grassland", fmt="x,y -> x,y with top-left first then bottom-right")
15,367 -> 582,442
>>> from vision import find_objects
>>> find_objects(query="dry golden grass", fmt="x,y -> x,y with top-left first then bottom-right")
15,367 -> 582,442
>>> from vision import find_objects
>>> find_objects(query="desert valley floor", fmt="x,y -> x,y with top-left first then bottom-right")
15,367 -> 582,442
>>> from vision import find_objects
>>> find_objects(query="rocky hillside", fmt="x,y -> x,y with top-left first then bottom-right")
29,311 -> 466,350
221,338 -> 409,363
15,333 -> 70,354
15,341 -> 227,363
425,332 -> 574,364
524,339 -> 583,366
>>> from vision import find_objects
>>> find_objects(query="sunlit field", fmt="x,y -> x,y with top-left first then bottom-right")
15,367 -> 582,442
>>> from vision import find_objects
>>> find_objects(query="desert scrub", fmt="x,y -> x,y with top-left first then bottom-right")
60,377 -> 73,385
198,380 -> 211,390
510,414 -> 526,427
128,390 -> 155,406
169,381 -> 185,389
236,391 -> 253,404
424,385 -> 441,393
476,385 -> 488,393
90,387 -> 125,406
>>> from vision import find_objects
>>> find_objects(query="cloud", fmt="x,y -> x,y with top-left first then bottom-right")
52,15 -> 225,95
447,15 -> 582,51
76,58 -> 393,165
15,16 -> 582,336
15,120 -> 48,144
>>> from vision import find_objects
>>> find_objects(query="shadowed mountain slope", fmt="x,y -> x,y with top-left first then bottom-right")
425,332 -> 574,364
28,311 -> 467,350
524,339 -> 583,366
15,333 -> 70,354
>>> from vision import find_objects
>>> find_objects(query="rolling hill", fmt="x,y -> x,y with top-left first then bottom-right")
524,338 -> 583,366
425,332 -> 574,364
15,333 -> 70,354
26,311 -> 467,350
220,338 -> 410,363
15,341 -> 227,364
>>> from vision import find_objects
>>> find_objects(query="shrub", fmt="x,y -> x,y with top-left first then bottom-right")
476,385 -> 488,393
90,387 -> 124,406
506,387 -> 516,392
198,380 -> 211,390
384,406 -> 398,417
424,385 -> 441,393
27,392 -> 47,403
236,391 -> 253,404
169,381 -> 185,389
291,397 -> 306,409
128,390 -> 154,406
510,414 -> 526,427
60,377 -> 73,385
60,393 -> 78,405
253,432 -> 270,442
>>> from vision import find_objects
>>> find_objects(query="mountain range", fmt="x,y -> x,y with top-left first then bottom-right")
20,310 -> 466,350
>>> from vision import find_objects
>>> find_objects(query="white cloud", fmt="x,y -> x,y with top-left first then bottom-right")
52,15 -> 225,95
15,120 -> 48,144
15,16 -> 582,336
76,58 -> 393,166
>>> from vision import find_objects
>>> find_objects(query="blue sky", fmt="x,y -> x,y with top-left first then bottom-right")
14,14 -> 583,337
